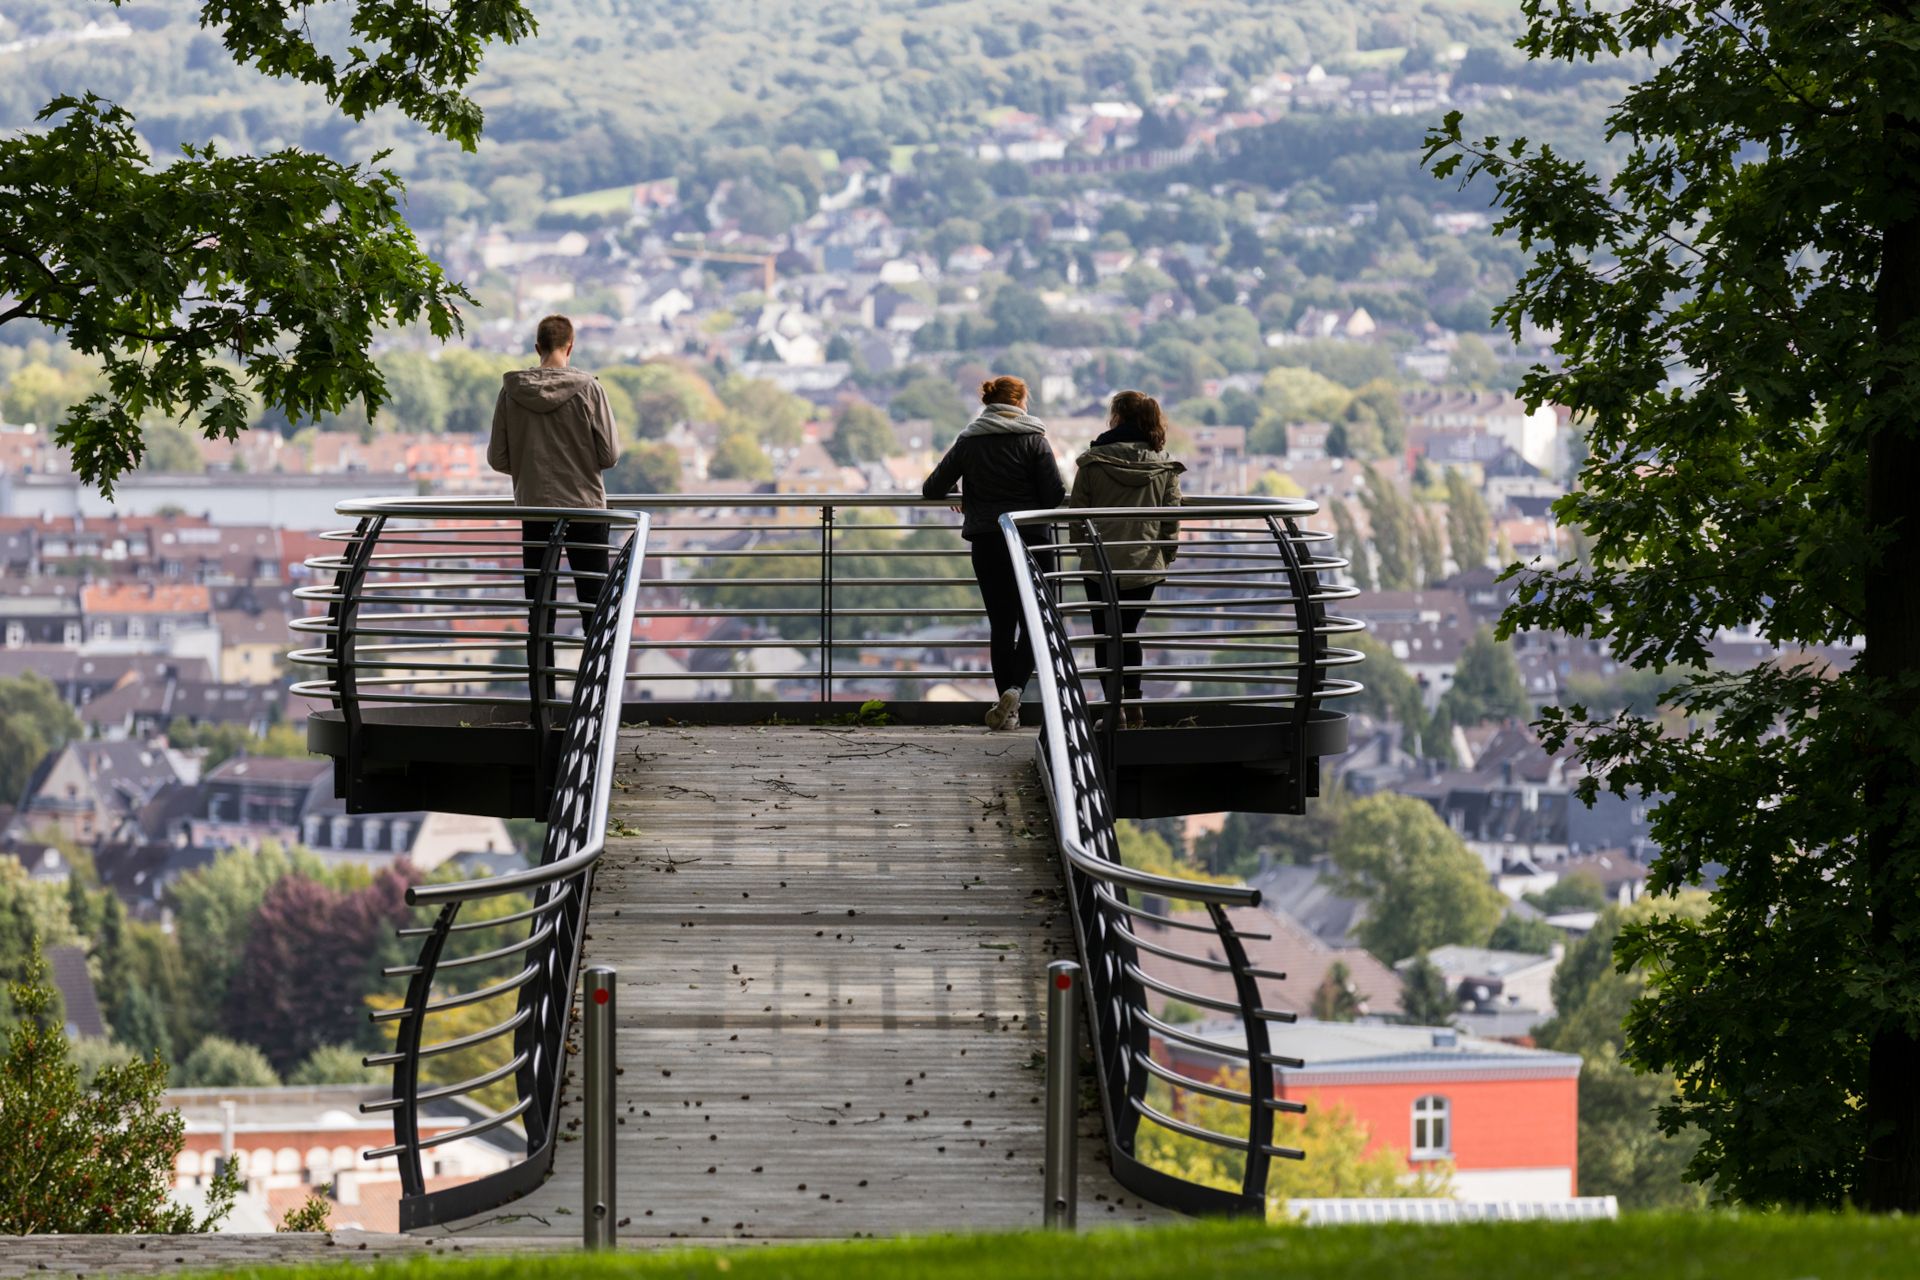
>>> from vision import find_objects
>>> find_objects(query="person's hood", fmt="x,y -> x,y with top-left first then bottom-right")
956,402 -> 1049,439
1075,442 -> 1185,488
502,367 -> 595,414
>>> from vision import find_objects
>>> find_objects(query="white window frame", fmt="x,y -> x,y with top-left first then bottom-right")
4,621 -> 22,649
1412,1094 -> 1451,1159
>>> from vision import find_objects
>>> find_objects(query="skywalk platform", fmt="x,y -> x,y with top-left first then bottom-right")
419,725 -> 1163,1241
296,495 -> 1356,1229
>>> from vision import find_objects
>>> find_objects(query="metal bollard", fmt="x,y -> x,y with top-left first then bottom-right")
1044,959 -> 1081,1229
583,965 -> 617,1250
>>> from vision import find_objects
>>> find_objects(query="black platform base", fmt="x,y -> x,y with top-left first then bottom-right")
307,705 -> 557,817
308,700 -> 1347,821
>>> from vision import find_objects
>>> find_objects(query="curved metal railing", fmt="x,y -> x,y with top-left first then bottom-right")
290,499 -> 648,1229
289,489 -> 1360,1223
289,497 -> 635,716
1002,500 -> 1362,1214
294,492 -> 1356,718
612,493 -> 1360,714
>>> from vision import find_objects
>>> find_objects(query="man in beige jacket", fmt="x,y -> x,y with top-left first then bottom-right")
487,314 -> 621,604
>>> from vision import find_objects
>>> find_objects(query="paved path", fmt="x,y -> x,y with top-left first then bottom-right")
423,724 -> 1163,1241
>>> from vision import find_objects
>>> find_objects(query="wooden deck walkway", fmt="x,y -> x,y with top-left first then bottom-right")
424,724 -> 1163,1242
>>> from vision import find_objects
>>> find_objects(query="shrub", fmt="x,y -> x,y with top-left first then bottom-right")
0,943 -> 238,1232
278,1191 -> 333,1232
178,1035 -> 280,1088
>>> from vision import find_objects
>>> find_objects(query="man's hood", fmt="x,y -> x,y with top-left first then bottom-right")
1075,442 -> 1186,488
503,367 -> 595,414
956,403 -> 1049,439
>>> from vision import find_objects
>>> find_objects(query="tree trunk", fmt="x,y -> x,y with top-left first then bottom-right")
1858,101 -> 1920,1213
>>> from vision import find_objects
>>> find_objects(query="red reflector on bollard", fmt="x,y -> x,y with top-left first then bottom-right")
1054,973 -> 1073,990
592,988 -> 611,1004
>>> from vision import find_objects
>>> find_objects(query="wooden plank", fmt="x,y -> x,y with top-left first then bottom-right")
422,726 -> 1167,1240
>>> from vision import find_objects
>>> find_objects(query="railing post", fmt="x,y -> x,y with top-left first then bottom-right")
583,964 -> 617,1249
528,517 -> 568,805
1209,901 -> 1286,1208
332,514 -> 382,797
1044,959 -> 1081,1229
818,503 -> 834,703
1081,522 -> 1126,774
1267,513 -> 1325,813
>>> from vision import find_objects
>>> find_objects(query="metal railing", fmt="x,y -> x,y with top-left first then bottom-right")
288,489 -> 1361,1224
612,493 -> 981,703
1002,500 -> 1362,1215
292,492 -> 1355,719
290,500 -> 648,1229
289,498 -> 635,720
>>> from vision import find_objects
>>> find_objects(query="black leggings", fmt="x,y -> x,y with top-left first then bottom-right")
521,520 -> 610,606
1084,579 -> 1156,699
970,528 -> 1055,693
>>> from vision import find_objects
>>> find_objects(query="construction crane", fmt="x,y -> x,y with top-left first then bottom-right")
662,245 -> 777,294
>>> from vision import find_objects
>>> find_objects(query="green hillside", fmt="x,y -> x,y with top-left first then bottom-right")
1,0 -> 1547,194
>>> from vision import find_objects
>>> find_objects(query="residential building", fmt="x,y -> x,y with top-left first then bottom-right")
7,739 -> 189,847
0,580 -> 79,648
0,650 -> 214,709
79,582 -> 219,667
1285,421 -> 1333,460
1408,945 -> 1562,1016
167,1086 -> 519,1233
1350,590 -> 1473,709
89,754 -> 516,909
215,609 -> 290,685
1245,862 -> 1369,950
81,671 -> 281,740
48,945 -> 107,1040
1135,905 -> 1403,1019
1400,724 -> 1658,869
1163,1019 -> 1581,1202
1402,390 -> 1559,475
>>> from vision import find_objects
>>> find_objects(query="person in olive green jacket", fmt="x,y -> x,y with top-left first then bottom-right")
1067,391 -> 1185,725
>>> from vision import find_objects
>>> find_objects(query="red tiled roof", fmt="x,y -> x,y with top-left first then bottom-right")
81,582 -> 212,614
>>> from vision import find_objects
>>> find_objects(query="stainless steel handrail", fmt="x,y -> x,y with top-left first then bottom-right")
1001,499 -> 1363,1215
293,488 -> 1357,1224
290,501 -> 638,718
291,492 -> 1360,715
324,501 -> 650,1231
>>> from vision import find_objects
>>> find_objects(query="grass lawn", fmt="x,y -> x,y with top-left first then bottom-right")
546,185 -> 639,216
202,1214 -> 1913,1280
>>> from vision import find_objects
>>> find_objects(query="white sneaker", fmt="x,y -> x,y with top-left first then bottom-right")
985,687 -> 1022,730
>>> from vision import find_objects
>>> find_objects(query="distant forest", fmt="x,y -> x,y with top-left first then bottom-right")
0,0 -> 1638,204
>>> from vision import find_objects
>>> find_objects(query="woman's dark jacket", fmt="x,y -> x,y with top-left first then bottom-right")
921,404 -> 1067,541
